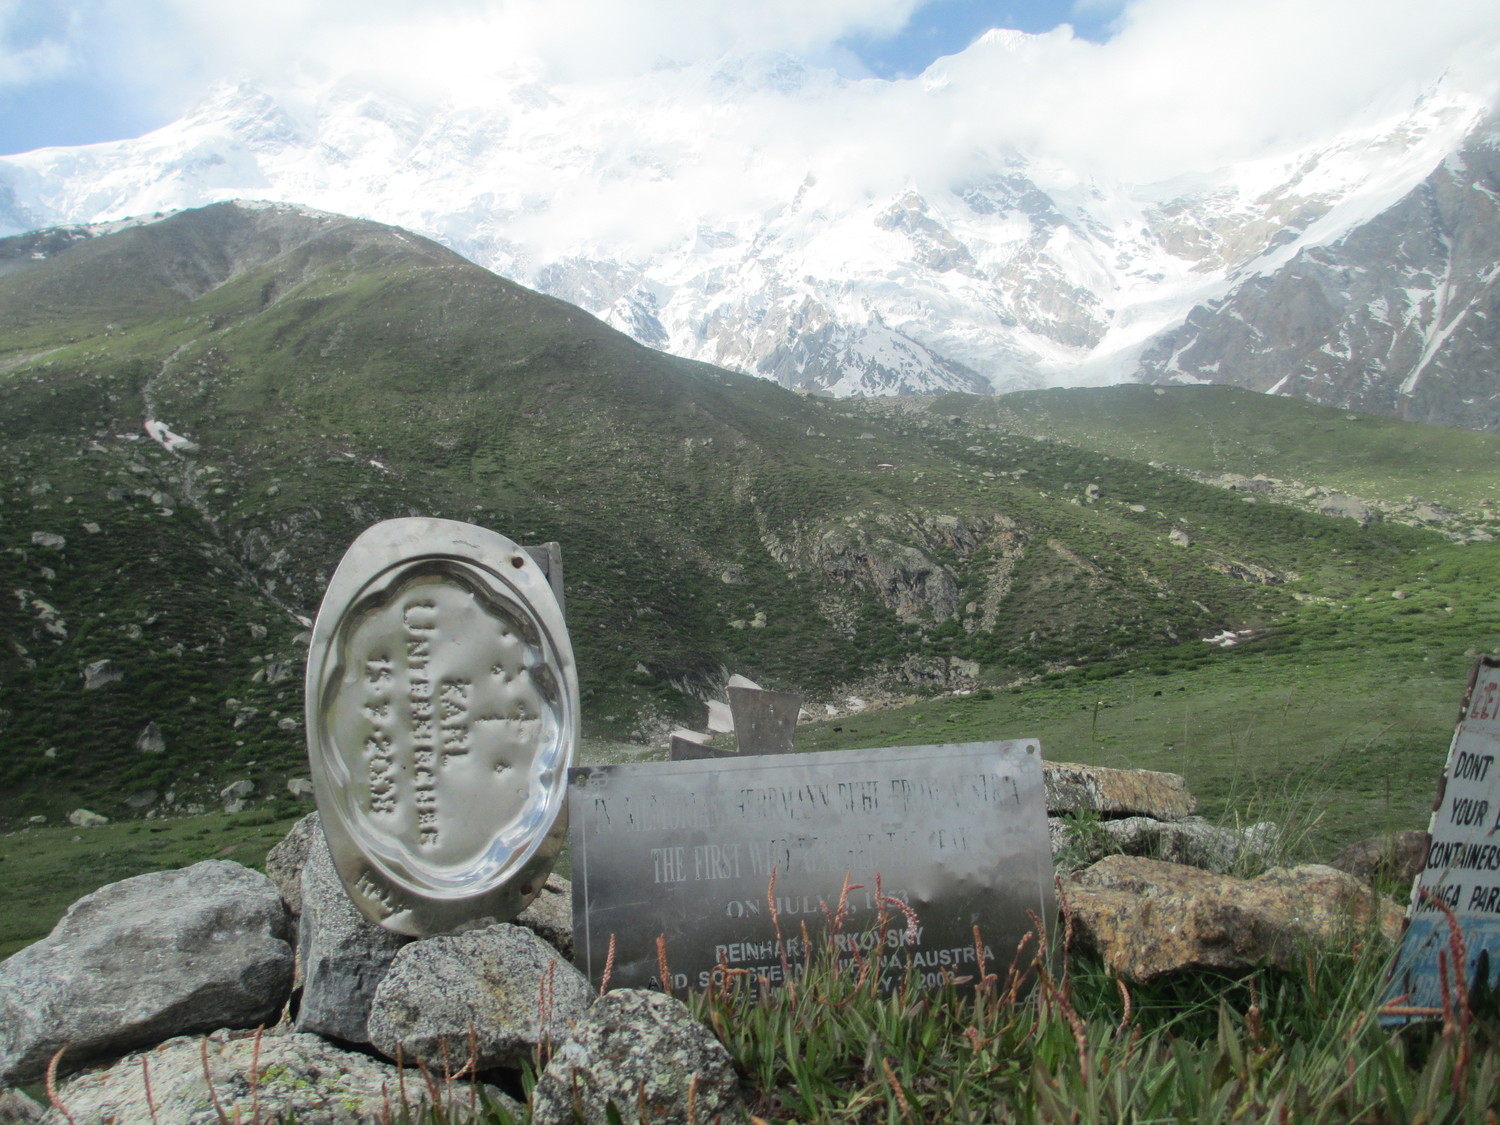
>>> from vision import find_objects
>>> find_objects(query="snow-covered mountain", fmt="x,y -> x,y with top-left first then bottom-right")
1,36 -> 1496,422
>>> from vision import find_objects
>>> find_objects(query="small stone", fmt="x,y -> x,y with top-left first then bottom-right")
81,659 -> 122,690
0,1088 -> 44,1123
286,776 -> 315,799
135,721 -> 166,754
1328,830 -> 1431,887
66,808 -> 108,828
30,532 -> 65,549
514,873 -> 574,957
221,779 -> 255,802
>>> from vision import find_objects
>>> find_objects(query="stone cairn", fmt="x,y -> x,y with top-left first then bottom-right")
0,764 -> 1413,1123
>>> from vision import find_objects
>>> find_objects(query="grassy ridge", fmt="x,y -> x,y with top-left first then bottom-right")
934,383 -> 1500,513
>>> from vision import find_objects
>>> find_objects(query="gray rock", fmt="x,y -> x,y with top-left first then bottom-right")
368,924 -> 591,1071
514,873 -> 574,958
30,532 -> 65,549
286,776 -> 315,799
135,721 -> 166,754
0,861 -> 292,1086
1099,816 -> 1281,873
1051,813 -> 1280,874
1317,494 -> 1373,526
264,811 -> 319,916
66,808 -> 108,827
295,825 -> 408,1045
0,1088 -> 45,1123
1168,528 -> 1192,547
220,779 -> 254,801
42,1028 -> 520,1125
531,989 -> 746,1125
81,659 -> 122,690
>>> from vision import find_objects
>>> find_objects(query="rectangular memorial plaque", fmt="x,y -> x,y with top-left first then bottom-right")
728,686 -> 801,756
569,740 -> 1054,995
1384,656 -> 1500,1019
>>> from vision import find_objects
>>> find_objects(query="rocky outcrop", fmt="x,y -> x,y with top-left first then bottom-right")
1139,112 -> 1500,434
0,861 -> 292,1086
765,513 -> 1022,633
1062,856 -> 1403,981
531,989 -> 747,1125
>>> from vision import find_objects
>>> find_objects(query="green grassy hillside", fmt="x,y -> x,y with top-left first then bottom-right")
2,201 -> 1498,835
932,383 -> 1500,514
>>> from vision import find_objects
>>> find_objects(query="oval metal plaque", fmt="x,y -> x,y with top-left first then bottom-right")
306,518 -> 578,935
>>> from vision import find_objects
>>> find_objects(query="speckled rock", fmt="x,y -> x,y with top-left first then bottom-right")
1062,856 -> 1403,981
1043,761 -> 1196,821
514,873 -> 574,957
368,923 -> 591,1071
443,872 -> 574,958
294,825 -> 409,1045
0,861 -> 292,1086
40,1029 -> 519,1125
530,989 -> 746,1125
264,811 -> 319,917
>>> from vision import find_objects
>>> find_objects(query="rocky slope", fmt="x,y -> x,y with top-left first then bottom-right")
1139,113 -> 1500,431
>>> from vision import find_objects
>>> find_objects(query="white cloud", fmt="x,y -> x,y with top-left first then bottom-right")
0,1 -> 77,86
7,0 -> 1499,187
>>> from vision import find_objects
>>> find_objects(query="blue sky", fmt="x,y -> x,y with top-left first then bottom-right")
848,0 -> 1117,77
0,0 -> 1123,155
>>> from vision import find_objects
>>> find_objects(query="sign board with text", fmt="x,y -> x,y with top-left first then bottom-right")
1384,656 -> 1500,1017
568,740 -> 1054,995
